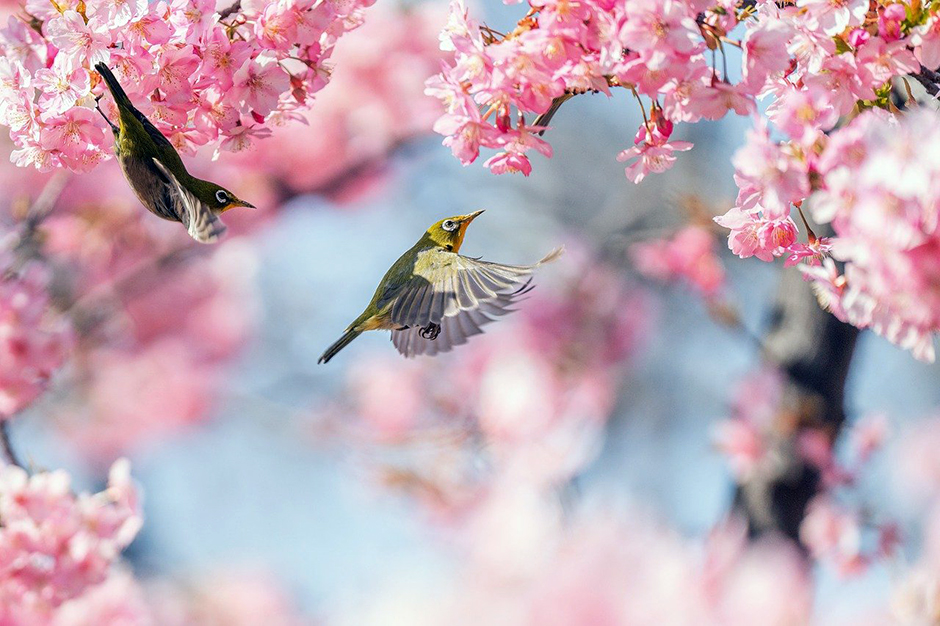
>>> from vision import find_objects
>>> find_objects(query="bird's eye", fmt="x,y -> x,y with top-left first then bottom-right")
442,220 -> 457,232
215,190 -> 229,205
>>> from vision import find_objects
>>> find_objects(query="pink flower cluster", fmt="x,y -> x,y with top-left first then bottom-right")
0,0 -> 377,172
796,416 -> 899,577
712,368 -> 786,482
0,459 -> 142,624
430,0 -> 937,187
0,256 -> 72,417
427,0 -> 730,177
797,109 -> 940,363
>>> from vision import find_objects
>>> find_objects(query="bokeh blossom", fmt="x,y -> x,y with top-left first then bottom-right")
630,225 -> 726,298
0,257 -> 72,417
0,459 -> 142,623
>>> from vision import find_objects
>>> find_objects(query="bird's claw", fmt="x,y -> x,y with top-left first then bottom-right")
419,323 -> 441,340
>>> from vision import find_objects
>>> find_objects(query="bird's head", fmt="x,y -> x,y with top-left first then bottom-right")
425,209 -> 484,253
191,179 -> 255,213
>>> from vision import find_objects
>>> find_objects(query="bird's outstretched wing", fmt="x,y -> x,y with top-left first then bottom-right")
151,159 -> 226,243
388,247 -> 563,357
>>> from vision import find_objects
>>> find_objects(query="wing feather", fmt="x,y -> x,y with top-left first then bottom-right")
390,283 -> 420,324
455,270 -> 479,310
151,159 -> 226,243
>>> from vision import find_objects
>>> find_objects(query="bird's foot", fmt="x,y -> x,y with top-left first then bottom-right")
419,323 -> 441,340
93,96 -> 119,133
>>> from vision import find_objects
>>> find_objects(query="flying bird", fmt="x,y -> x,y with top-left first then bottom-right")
318,210 -> 562,363
93,63 -> 254,243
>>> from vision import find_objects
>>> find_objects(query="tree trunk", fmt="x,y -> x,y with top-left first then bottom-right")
734,266 -> 860,542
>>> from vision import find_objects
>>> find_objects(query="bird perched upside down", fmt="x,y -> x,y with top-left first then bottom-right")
318,210 -> 563,363
93,63 -> 254,243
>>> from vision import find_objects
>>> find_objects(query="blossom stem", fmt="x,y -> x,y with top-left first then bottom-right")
795,204 -> 818,244
630,86 -> 650,132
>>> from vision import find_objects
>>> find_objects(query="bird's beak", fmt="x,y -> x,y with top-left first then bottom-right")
462,209 -> 485,223
224,199 -> 256,212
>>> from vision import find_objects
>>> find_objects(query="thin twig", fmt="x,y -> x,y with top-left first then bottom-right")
12,171 -> 70,265
0,420 -> 23,468
64,243 -> 200,330
25,171 -> 70,227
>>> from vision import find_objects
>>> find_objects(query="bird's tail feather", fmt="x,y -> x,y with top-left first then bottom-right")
536,246 -> 565,266
318,329 -> 362,364
94,63 -> 134,111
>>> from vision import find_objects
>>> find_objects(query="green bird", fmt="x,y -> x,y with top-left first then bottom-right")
318,210 -> 563,363
93,63 -> 254,243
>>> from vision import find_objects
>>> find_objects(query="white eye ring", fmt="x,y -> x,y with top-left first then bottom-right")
215,190 -> 229,204
442,220 -> 458,232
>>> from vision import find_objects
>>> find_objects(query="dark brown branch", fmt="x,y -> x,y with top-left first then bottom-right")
911,65 -> 940,97
311,135 -> 420,197
533,93 -> 576,135
734,265 -> 859,542
218,1 -> 241,20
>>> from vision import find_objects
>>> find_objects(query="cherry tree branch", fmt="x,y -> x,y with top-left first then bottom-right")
0,173 -> 72,472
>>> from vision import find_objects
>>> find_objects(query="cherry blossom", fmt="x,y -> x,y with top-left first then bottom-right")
33,63 -> 90,119
617,127 -> 692,184
800,496 -> 868,576
796,0 -> 868,37
912,14 -> 940,70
